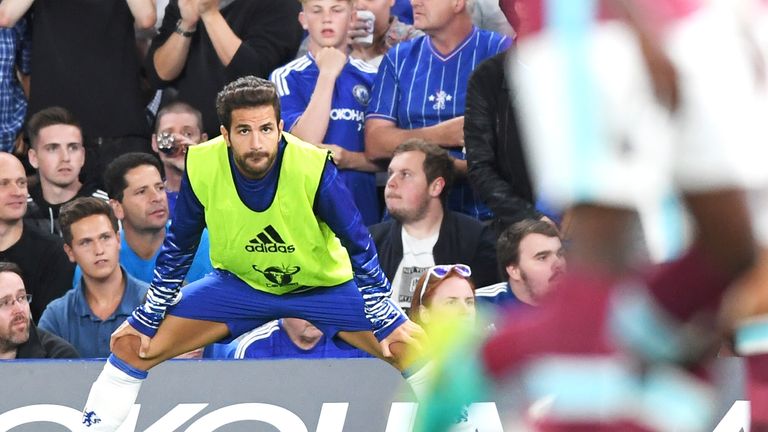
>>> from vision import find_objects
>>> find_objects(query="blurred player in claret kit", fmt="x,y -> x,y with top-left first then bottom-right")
416,0 -> 768,430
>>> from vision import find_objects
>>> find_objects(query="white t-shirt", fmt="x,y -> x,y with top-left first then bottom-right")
390,228 -> 439,310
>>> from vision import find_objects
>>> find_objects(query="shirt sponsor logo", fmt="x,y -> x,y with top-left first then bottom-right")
245,225 -> 295,253
329,108 -> 365,122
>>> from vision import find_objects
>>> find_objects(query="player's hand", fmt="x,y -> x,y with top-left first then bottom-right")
322,144 -> 350,169
178,0 -> 200,29
315,47 -> 347,80
110,320 -> 153,359
380,319 -> 426,360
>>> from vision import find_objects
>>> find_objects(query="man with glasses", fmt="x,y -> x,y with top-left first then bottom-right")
0,261 -> 78,359
24,107 -> 109,237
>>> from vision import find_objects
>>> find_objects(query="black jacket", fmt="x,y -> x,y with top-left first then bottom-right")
24,180 -> 108,237
464,51 -> 540,233
16,323 -> 80,359
369,211 -> 501,288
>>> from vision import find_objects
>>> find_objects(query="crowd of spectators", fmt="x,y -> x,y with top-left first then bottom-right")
0,0 -> 530,361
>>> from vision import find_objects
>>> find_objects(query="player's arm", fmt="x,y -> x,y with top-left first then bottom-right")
364,117 -> 465,161
314,159 -> 404,335
127,170 -> 207,337
289,47 -> 346,144
0,0 -> 32,28
126,0 -> 157,30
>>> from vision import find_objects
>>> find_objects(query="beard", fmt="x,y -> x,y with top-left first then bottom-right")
387,196 -> 431,224
0,315 -> 30,352
234,149 -> 277,180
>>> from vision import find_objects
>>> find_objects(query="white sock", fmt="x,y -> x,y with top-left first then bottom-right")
403,362 -> 432,401
80,355 -> 146,431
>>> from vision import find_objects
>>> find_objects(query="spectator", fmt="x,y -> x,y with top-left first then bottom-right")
93,152 -> 211,284
39,198 -> 148,359
475,219 -> 565,308
464,51 -> 540,234
0,15 -> 30,154
370,140 -> 499,311
24,107 -> 109,236
365,0 -> 511,221
0,0 -> 156,180
470,0 -> 513,35
409,263 -> 477,430
349,0 -> 423,68
150,102 -> 207,218
0,261 -> 79,359
0,153 -> 74,322
209,318 -> 372,359
145,0 -> 303,138
271,0 -> 383,226
410,264 -> 476,326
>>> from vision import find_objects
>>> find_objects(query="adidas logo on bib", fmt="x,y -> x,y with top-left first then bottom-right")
245,225 -> 296,253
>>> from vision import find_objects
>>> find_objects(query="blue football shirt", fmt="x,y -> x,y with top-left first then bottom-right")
368,27 -> 511,220
271,54 -> 381,226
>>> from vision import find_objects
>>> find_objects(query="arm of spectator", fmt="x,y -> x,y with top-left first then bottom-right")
221,0 -> 302,81
198,0 -> 241,67
364,116 -> 465,160
289,47 -> 347,144
126,0 -> 157,30
314,159 -> 403,336
0,0 -> 32,28
127,171 -> 206,337
320,144 -> 383,172
464,62 -> 541,224
151,0 -> 198,81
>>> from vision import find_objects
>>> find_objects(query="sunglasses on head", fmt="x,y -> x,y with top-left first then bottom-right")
418,264 -> 472,303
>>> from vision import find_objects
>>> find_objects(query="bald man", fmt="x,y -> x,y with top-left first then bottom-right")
0,153 -> 74,322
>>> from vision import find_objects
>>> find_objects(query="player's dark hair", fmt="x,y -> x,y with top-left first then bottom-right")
216,76 -> 281,133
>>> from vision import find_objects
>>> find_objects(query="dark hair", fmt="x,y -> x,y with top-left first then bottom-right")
26,106 -> 81,149
216,76 -> 281,132
0,261 -> 23,279
103,152 -> 162,202
409,268 -> 476,324
497,219 -> 560,272
59,197 -> 119,246
154,101 -> 204,134
393,139 -> 455,200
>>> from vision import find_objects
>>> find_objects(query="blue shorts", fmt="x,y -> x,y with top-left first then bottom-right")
168,269 -> 376,343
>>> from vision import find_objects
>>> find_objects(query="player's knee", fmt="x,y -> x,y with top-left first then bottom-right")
111,335 -> 144,367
